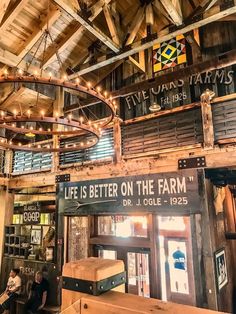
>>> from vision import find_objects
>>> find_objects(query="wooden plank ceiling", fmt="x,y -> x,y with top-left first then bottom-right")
0,0 -> 235,112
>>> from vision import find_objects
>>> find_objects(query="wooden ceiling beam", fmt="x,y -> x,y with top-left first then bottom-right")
125,6 -> 145,46
17,7 -> 61,60
68,2 -> 236,78
111,48 -> 236,98
205,0 -> 219,11
103,4 -> 121,46
159,0 -> 183,25
153,0 -> 174,23
89,0 -> 112,17
53,0 -> 120,53
0,0 -> 29,32
0,0 -> 11,24
0,86 -> 26,110
43,0 -> 112,68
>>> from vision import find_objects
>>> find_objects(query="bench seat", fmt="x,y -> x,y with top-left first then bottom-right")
15,298 -> 60,313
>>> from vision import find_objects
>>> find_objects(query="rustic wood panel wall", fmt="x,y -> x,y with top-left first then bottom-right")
122,109 -> 203,156
212,100 -> 236,141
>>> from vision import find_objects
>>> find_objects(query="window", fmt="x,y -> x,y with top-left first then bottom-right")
98,215 -> 148,238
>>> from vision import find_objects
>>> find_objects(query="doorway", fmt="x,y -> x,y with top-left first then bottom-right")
95,245 -> 150,297
158,216 -> 196,305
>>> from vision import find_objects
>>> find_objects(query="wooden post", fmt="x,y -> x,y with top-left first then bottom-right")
52,87 -> 64,172
113,117 -> 122,164
0,188 -> 14,271
4,149 -> 13,174
200,91 -> 214,149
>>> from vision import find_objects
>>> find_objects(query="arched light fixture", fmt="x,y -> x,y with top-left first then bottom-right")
0,75 -> 116,152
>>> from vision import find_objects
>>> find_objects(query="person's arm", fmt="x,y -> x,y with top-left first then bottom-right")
37,291 -> 47,310
8,277 -> 21,294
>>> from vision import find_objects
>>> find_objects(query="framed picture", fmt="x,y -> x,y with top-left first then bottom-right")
30,226 -> 42,245
214,248 -> 228,291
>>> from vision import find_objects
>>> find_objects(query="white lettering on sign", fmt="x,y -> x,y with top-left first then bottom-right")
157,177 -> 186,194
23,211 -> 40,223
125,69 -> 235,109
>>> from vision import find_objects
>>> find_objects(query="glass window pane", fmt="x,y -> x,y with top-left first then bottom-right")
98,215 -> 148,238
168,241 -> 189,294
127,252 -> 150,298
68,217 -> 88,261
98,249 -> 117,260
158,216 -> 186,231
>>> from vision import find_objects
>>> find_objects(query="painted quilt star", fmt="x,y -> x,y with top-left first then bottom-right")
153,34 -> 187,72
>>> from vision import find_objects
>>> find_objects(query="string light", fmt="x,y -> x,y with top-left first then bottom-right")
87,82 -> 91,89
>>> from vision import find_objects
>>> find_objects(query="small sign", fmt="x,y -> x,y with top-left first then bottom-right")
214,248 -> 228,291
23,203 -> 40,224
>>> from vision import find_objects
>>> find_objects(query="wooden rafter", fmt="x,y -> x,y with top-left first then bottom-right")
53,0 -> 120,53
153,0 -> 174,23
89,0 -> 112,17
159,0 -> 183,25
17,7 -> 61,60
0,86 -> 26,110
0,0 -> 11,24
128,51 -> 145,73
205,0 -> 218,11
103,4 -> 121,46
43,0 -> 112,68
125,6 -> 145,46
68,2 -> 236,78
146,3 -> 154,26
0,0 -> 29,31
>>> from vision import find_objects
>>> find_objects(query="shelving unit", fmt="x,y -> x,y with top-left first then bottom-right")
4,225 -> 30,259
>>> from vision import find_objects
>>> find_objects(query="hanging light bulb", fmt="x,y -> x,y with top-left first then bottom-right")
75,77 -> 80,85
27,109 -> 31,118
41,110 -> 45,118
87,82 -> 91,89
3,69 -> 8,78
13,109 -> 17,118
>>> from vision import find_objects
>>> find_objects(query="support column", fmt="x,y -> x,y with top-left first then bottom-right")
113,117 -> 122,164
200,90 -> 214,149
52,87 -> 64,173
0,188 -> 14,271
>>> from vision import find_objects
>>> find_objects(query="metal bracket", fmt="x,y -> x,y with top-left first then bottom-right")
62,271 -> 126,296
178,156 -> 206,169
55,174 -> 70,183
141,33 -> 157,44
220,0 -> 234,11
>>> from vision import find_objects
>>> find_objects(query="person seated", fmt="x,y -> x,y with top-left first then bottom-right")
25,271 -> 49,314
0,268 -> 21,313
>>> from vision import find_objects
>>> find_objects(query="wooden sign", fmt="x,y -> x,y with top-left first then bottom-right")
57,169 -> 203,215
23,203 -> 40,224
